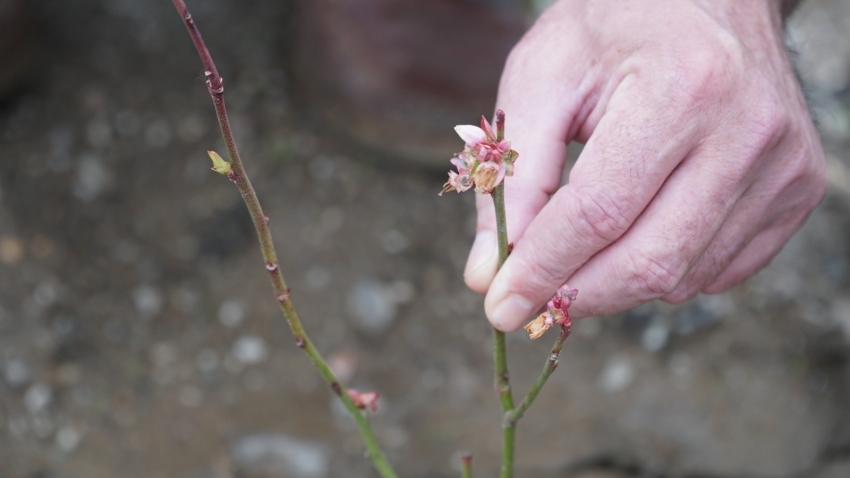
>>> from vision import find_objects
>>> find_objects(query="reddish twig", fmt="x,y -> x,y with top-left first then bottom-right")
169,2 -> 397,476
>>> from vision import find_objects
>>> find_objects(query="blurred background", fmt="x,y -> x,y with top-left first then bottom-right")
1,0 -> 850,477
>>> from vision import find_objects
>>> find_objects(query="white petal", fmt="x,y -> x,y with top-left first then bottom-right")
454,125 -> 487,146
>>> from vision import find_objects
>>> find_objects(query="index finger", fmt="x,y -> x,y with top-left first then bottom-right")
463,25 -> 592,293
484,75 -> 705,331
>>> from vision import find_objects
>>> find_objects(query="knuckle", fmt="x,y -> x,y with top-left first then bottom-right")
786,150 -> 828,212
570,186 -> 634,245
669,47 -> 738,109
620,248 -> 688,301
784,150 -> 815,184
747,95 -> 792,152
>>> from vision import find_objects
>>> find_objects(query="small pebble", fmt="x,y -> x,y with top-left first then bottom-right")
598,356 -> 635,394
24,383 -> 53,414
387,280 -> 415,304
830,298 -> 850,344
55,364 -> 81,385
56,426 -> 82,452
3,359 -> 31,388
669,353 -> 694,381
133,285 -> 163,320
346,280 -> 398,336
145,120 -> 173,149
305,265 -> 331,290
319,207 -> 344,233
672,304 -> 718,335
33,282 -> 59,309
150,342 -> 177,368
380,426 -> 409,449
86,119 -> 112,148
232,433 -> 328,478
641,319 -> 670,352
232,336 -> 268,365
73,154 -> 111,202
218,299 -> 246,328
307,156 -> 336,182
724,366 -> 748,390
0,235 -> 24,264
112,240 -> 140,263
115,110 -> 141,137
196,348 -> 219,373
47,125 -> 75,173
380,229 -> 409,254
178,385 -> 203,407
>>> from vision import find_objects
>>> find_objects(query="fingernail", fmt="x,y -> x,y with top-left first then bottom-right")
488,294 -> 534,332
464,231 -> 498,284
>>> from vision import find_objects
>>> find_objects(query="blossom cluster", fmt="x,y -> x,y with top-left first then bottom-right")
440,115 -> 519,195
523,284 -> 578,340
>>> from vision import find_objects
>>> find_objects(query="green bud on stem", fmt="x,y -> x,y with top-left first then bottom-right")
207,150 -> 232,175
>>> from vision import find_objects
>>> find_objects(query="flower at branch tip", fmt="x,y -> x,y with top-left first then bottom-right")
455,124 -> 488,146
347,389 -> 379,412
524,284 -> 578,340
207,150 -> 232,176
440,115 -> 519,195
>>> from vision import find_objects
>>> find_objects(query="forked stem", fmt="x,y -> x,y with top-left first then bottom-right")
169,2 -> 398,477
491,108 -> 571,477
506,325 -> 570,427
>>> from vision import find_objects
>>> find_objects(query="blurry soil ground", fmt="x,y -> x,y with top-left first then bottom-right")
1,1 -> 850,477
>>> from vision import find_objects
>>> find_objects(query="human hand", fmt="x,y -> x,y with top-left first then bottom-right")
464,0 -> 827,331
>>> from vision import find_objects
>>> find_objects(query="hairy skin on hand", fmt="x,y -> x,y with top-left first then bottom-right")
465,0 -> 826,331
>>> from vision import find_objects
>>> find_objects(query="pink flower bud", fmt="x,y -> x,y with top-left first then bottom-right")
480,115 -> 496,142
347,389 -> 379,412
523,285 -> 578,339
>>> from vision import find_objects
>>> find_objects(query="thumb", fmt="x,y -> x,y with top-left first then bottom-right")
464,32 -> 587,293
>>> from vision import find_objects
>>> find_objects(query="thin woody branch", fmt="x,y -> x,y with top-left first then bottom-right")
169,2 -> 397,477
492,183 -> 516,478
506,324 -> 571,427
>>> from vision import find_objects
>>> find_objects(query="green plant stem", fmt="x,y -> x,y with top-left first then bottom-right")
506,325 -> 570,426
169,2 -> 398,477
460,453 -> 473,478
491,183 -> 515,478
